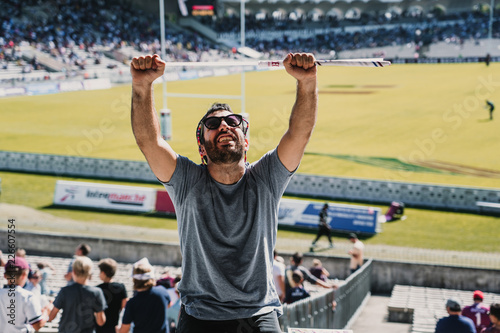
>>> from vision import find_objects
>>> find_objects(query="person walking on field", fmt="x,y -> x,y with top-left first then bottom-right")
311,203 -> 333,248
130,52 -> 318,333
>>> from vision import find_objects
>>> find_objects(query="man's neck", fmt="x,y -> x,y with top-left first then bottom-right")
207,161 -> 246,184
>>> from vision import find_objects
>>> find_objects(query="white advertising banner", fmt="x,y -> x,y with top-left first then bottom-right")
82,78 -> 111,91
53,180 -> 156,212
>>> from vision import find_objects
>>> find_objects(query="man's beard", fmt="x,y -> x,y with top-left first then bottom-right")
204,132 -> 245,164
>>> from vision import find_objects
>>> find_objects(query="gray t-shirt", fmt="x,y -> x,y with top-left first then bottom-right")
163,148 -> 294,320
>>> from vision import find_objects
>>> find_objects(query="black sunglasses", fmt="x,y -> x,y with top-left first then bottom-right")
203,114 -> 243,130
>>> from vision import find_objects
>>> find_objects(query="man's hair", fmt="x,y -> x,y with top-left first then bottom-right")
72,256 -> 93,278
77,243 -> 91,256
133,264 -> 155,290
15,248 -> 26,257
98,258 -> 117,278
490,303 -> 500,320
292,252 -> 303,265
197,103 -> 234,145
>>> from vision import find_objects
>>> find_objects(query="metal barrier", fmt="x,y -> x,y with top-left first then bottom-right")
279,259 -> 373,331
332,259 -> 373,329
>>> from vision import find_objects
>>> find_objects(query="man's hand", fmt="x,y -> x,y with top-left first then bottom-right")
130,54 -> 166,88
283,53 -> 317,83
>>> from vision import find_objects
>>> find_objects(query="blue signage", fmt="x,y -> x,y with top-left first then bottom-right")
278,199 -> 380,235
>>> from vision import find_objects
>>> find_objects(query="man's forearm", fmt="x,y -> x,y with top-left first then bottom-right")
288,79 -> 318,139
131,84 -> 161,147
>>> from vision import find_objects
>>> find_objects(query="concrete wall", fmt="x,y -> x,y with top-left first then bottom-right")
0,230 -> 182,267
1,230 -> 499,294
370,260 -> 500,294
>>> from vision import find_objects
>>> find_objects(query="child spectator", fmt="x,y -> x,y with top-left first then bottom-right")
25,269 -> 42,297
284,270 -> 310,304
49,256 -> 107,332
96,258 -> 128,333
25,268 -> 52,313
309,258 -> 330,282
482,303 -> 500,333
117,257 -> 171,333
37,261 -> 55,295
0,257 -> 48,332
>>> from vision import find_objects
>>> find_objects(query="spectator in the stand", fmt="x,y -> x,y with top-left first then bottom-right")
0,257 -> 49,332
348,233 -> 364,274
462,290 -> 491,333
117,257 -> 171,333
64,243 -> 91,284
25,268 -> 52,314
435,298 -> 475,333
96,258 -> 128,333
25,269 -> 42,297
309,258 -> 330,282
49,256 -> 107,332
166,282 -> 181,333
481,303 -> 500,333
285,252 -> 332,296
273,250 -> 286,302
284,270 -> 310,304
37,261 -> 55,295
15,248 -> 27,258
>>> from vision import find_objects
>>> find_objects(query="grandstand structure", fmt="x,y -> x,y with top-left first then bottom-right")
2,0 -> 499,91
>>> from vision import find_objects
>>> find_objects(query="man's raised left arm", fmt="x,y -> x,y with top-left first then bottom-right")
277,53 -> 318,172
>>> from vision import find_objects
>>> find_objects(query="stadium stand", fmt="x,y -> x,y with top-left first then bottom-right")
388,285 -> 500,333
11,253 -> 335,332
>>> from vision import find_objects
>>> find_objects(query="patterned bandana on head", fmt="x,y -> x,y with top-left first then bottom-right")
196,115 -> 249,165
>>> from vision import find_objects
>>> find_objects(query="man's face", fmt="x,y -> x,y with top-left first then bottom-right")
201,110 -> 248,164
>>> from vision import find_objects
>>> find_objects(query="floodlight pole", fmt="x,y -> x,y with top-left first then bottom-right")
489,0 -> 495,41
159,0 -> 172,140
240,0 -> 246,115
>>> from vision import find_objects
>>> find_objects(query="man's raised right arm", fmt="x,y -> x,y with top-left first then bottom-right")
131,54 -> 177,182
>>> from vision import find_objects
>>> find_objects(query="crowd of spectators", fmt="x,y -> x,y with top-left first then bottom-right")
237,11 -> 499,56
1,0 -> 226,74
1,1 -> 499,75
0,246 -> 184,333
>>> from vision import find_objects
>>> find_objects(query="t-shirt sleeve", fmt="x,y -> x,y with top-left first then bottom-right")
94,288 -> 107,312
53,288 -> 65,309
25,293 -> 43,325
160,155 -> 203,206
122,300 -> 133,325
249,148 -> 294,198
119,284 -> 128,301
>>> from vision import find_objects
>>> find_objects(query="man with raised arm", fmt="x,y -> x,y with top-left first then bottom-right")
130,53 -> 318,333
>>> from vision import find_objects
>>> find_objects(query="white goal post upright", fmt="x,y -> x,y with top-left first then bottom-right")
158,0 -> 248,141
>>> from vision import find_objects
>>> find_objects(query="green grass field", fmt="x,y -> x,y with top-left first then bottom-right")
2,63 -> 500,186
1,62 -> 500,252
